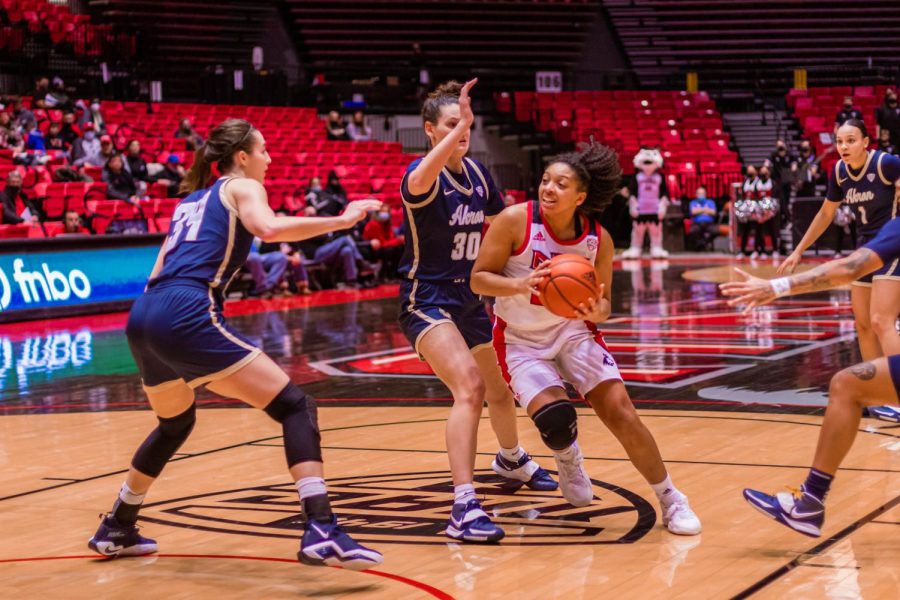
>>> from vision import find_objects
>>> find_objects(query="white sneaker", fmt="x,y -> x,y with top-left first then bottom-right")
650,246 -> 669,259
750,251 -> 759,260
621,247 -> 641,259
554,442 -> 594,507
662,493 -> 701,535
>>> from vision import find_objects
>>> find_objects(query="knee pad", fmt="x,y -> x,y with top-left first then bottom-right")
131,404 -> 196,478
265,382 -> 322,466
531,400 -> 578,451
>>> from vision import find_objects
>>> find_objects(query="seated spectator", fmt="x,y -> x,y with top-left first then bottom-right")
32,77 -> 50,109
45,122 -> 69,154
834,96 -> 862,132
174,118 -> 204,151
305,171 -> 348,216
687,186 -> 717,251
362,207 -> 404,279
157,154 -> 186,197
56,210 -> 90,236
102,154 -> 143,206
44,77 -> 73,111
245,237 -> 289,297
23,122 -> 46,152
123,140 -> 152,182
1,171 -> 37,224
12,98 -> 36,131
325,111 -> 349,141
77,98 -> 106,134
60,111 -> 82,147
347,110 -> 372,141
877,128 -> 897,155
302,176 -> 323,206
0,112 -> 22,150
99,135 -> 117,163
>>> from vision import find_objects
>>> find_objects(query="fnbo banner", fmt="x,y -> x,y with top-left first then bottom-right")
0,246 -> 158,317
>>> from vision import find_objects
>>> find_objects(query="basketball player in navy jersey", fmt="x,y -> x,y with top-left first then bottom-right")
398,79 -> 556,543
87,119 -> 384,570
471,142 -> 701,535
780,119 -> 900,421
721,216 -> 900,536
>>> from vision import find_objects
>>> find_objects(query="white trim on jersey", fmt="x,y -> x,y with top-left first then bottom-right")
845,150 -> 875,183
441,160 -> 475,196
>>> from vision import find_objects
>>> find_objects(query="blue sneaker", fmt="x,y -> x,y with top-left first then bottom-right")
743,486 -> 824,537
88,515 -> 158,557
866,405 -> 900,423
445,499 -> 505,543
299,515 -> 383,571
491,451 -> 559,492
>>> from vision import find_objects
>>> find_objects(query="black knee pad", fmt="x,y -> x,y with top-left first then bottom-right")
131,404 -> 196,478
532,400 -> 578,451
265,382 -> 322,467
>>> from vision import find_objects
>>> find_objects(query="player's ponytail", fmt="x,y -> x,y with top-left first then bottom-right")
422,80 -> 464,124
548,140 -> 622,218
180,119 -> 257,194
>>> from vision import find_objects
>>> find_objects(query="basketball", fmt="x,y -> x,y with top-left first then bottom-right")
537,253 -> 599,318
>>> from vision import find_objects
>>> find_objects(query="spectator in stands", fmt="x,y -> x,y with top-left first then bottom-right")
797,140 -> 814,166
347,110 -> 373,141
875,89 -> 900,147
60,111 -> 82,147
503,192 -> 517,208
44,77 -> 73,111
24,122 -> 46,152
157,154 -> 186,197
102,154 -> 143,206
77,98 -> 106,134
325,111 -> 349,141
45,122 -> 69,155
324,169 -> 347,202
765,139 -> 797,206
303,176 -> 323,206
0,171 -> 34,224
280,242 -> 312,295
174,118 -> 204,151
71,130 -> 103,168
245,237 -> 289,297
363,207 -> 404,279
877,128 -> 898,156
57,210 -> 90,236
32,77 -> 50,108
687,186 -> 717,251
123,140 -> 151,182
12,98 -> 36,131
834,96 -> 862,132
0,112 -> 21,150
795,161 -> 824,198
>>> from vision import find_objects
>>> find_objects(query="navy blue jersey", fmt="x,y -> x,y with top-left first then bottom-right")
398,157 -> 504,282
151,176 -> 254,291
864,217 -> 900,266
826,150 -> 900,239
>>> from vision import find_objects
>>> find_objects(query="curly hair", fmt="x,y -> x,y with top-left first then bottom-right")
546,140 -> 622,218
421,80 -> 463,124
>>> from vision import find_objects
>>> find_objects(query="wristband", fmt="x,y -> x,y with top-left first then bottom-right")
770,277 -> 792,297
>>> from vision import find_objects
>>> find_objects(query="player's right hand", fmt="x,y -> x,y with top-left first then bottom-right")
341,199 -> 383,226
458,78 -> 478,126
775,252 -> 801,275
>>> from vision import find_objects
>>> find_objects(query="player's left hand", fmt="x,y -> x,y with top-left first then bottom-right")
573,284 -> 607,322
718,267 -> 777,313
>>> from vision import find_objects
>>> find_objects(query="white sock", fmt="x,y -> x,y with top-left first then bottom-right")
499,445 -> 525,462
296,477 -> 327,501
454,483 -> 476,504
650,474 -> 682,505
554,441 -> 578,461
118,482 -> 145,505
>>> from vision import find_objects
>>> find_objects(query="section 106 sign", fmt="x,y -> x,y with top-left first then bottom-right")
536,71 -> 563,93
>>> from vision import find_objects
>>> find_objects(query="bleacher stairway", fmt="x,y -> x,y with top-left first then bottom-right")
722,110 -> 800,167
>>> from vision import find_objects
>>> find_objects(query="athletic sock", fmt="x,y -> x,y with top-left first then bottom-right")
454,483 -> 476,505
649,474 -> 682,506
499,445 -> 525,462
554,442 -> 577,462
803,468 -> 834,502
111,482 -> 145,526
297,477 -> 332,522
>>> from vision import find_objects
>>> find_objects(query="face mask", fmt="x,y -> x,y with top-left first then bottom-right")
377,211 -> 390,221
84,132 -> 95,141
7,185 -> 20,194
91,103 -> 100,112
777,147 -> 786,154
760,173 -> 769,180
844,104 -> 852,110
310,183 -> 321,192
889,99 -> 898,106
696,192 -> 706,199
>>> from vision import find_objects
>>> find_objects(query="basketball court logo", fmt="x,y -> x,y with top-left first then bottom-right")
141,469 -> 656,546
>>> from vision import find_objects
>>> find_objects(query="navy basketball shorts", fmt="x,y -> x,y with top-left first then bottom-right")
854,232 -> 899,286
126,282 -> 261,391
398,278 -> 493,358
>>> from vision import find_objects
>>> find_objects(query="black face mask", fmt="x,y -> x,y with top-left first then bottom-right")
6,185 -> 20,196
844,104 -> 852,110
889,99 -> 898,107
800,148 -> 810,154
777,147 -> 786,154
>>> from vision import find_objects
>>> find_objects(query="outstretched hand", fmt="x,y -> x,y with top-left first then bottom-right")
341,199 -> 383,226
718,267 -> 777,313
458,78 -> 478,126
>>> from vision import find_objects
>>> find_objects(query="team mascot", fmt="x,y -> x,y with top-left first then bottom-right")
622,148 -> 670,259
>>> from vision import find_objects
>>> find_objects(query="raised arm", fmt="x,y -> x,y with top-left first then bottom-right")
230,178 -> 380,243
406,78 -> 477,196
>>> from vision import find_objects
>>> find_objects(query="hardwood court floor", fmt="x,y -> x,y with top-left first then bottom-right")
1,257 -> 898,598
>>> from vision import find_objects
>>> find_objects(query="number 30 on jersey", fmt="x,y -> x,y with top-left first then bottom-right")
450,231 -> 481,261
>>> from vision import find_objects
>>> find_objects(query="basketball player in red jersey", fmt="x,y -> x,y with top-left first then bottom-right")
471,142 -> 701,535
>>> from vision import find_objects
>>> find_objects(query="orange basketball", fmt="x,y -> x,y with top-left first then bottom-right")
537,253 -> 599,318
